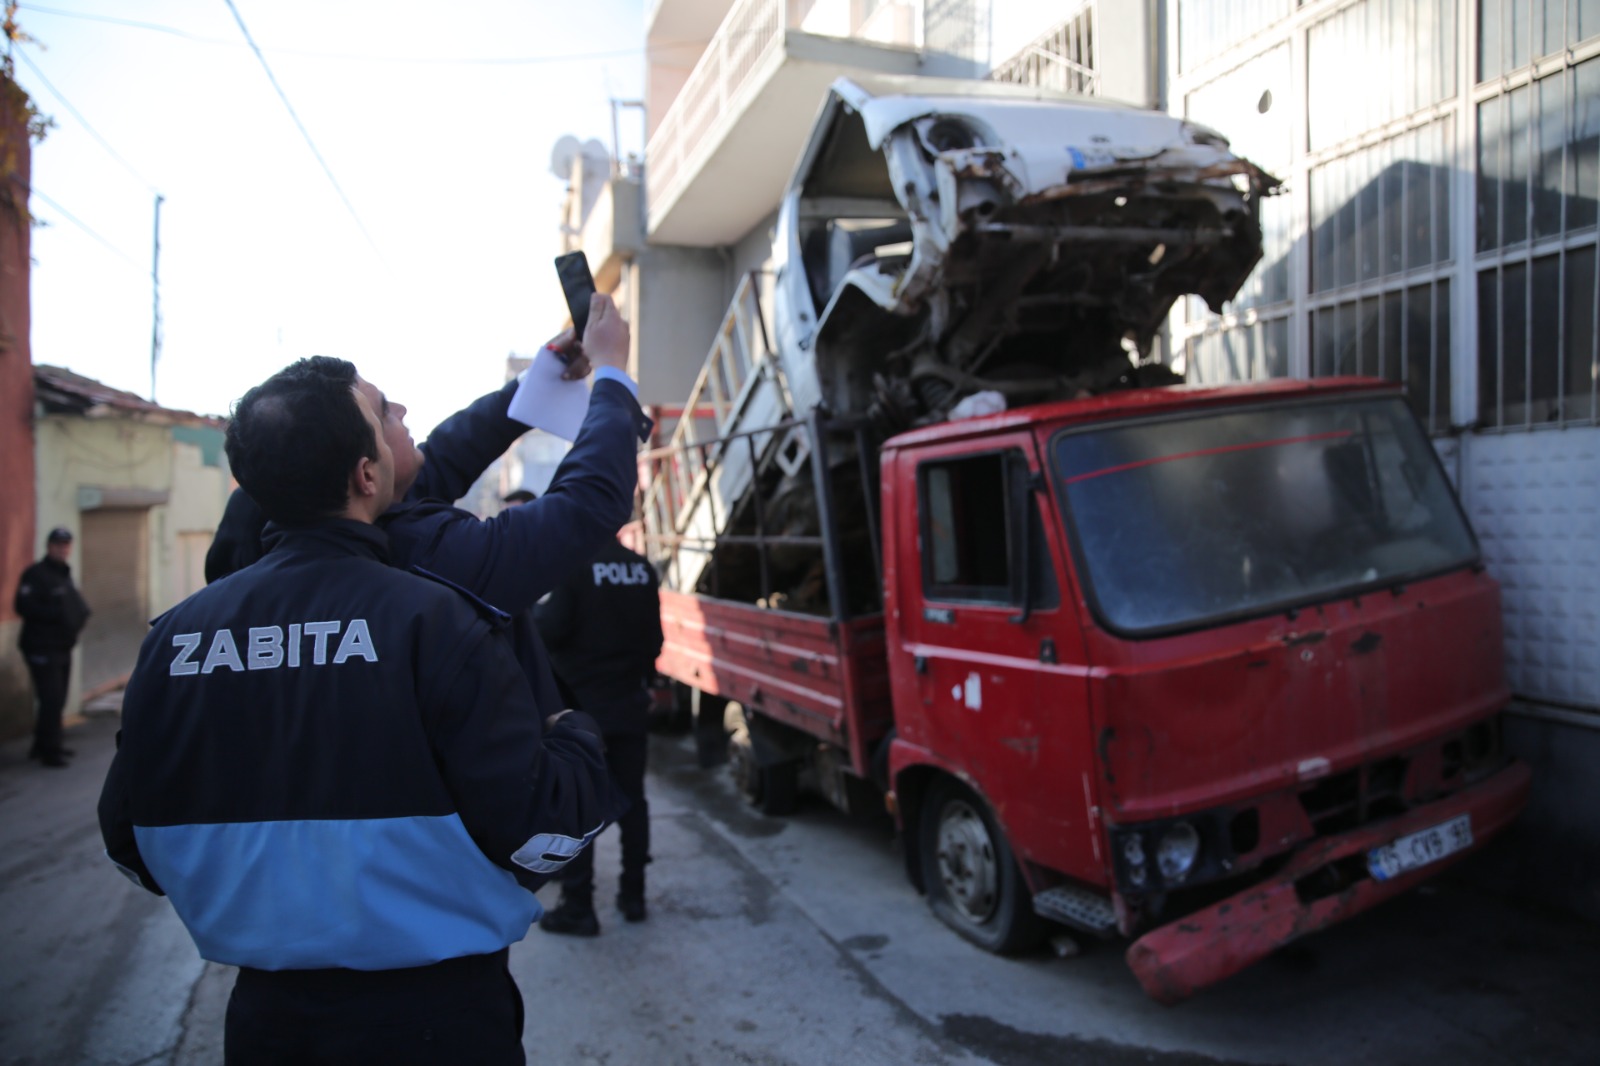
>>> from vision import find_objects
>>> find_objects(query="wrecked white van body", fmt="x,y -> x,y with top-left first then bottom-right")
772,76 -> 1279,426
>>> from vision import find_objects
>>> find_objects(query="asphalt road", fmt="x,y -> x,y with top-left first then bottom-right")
3,714 -> 1598,1065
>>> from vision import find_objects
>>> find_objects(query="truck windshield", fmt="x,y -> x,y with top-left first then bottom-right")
1052,396 -> 1479,635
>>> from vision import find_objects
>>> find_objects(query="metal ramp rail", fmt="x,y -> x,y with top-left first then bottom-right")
641,270 -> 798,593
640,409 -> 883,614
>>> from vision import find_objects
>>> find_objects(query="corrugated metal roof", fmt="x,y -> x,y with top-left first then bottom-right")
32,364 -> 223,426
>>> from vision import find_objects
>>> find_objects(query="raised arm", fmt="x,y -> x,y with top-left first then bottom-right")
391,295 -> 652,612
398,378 -> 648,611
408,379 -> 527,506
409,319 -> 613,506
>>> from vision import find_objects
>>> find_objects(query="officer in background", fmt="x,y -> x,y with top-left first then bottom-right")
14,527 -> 91,768
100,357 -> 615,1065
535,531 -> 664,935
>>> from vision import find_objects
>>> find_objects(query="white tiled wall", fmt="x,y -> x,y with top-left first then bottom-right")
1463,428 -> 1600,711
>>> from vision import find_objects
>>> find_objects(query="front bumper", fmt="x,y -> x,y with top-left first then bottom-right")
1125,759 -> 1531,1005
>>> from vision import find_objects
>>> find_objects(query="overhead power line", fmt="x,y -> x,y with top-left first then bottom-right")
14,46 -> 161,195
19,2 -> 709,65
23,182 -> 147,275
220,0 -> 379,257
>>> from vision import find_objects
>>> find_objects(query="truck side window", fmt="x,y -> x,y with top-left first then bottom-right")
920,452 -> 1058,608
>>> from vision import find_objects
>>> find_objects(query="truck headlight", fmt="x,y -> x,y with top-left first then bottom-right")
1156,822 -> 1201,882
1121,833 -> 1148,888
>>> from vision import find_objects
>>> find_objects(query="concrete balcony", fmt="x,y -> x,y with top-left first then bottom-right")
645,0 -> 981,247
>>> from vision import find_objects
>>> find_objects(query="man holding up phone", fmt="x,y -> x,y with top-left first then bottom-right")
205,289 -> 651,750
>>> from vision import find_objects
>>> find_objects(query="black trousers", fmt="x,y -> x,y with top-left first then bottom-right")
224,949 -> 524,1066
559,728 -> 649,901
24,652 -> 70,758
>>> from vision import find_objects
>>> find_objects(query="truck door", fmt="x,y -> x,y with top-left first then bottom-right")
891,434 -> 1094,881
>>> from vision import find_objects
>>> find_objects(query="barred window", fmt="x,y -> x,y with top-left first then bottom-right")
1480,0 -> 1600,81
1475,53 -> 1600,427
1312,119 -> 1454,293
1187,318 -> 1291,385
1308,0 -> 1459,152
1312,281 -> 1454,433
1177,0 -> 1294,74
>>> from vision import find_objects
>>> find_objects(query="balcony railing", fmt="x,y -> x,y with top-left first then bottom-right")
646,0 -> 791,224
646,1 -> 973,226
990,3 -> 1099,96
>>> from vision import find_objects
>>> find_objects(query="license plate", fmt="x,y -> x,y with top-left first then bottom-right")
1367,814 -> 1473,882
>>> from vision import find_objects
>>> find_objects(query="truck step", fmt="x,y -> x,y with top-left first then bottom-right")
1032,885 -> 1116,935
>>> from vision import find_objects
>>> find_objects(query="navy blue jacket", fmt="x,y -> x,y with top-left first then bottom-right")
381,375 -> 650,713
98,521 -> 615,971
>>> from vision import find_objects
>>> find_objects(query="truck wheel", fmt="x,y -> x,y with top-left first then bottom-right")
730,723 -> 799,816
665,681 -> 694,734
693,690 -> 730,768
918,778 -> 1042,955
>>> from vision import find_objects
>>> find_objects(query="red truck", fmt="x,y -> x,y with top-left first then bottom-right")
639,78 -> 1529,1001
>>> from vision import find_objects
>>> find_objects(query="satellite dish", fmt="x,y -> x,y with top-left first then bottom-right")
549,135 -> 581,179
581,137 -> 610,164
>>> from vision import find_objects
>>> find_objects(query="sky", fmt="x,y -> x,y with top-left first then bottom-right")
11,0 -> 647,440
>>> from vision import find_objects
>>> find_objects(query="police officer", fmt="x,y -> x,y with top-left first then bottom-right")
99,357 -> 615,1066
14,527 -> 91,767
535,533 -> 664,934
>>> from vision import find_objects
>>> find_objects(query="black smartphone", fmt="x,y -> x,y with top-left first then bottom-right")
554,251 -> 597,340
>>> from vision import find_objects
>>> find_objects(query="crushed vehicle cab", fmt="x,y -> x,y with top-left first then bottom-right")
774,75 -> 1279,428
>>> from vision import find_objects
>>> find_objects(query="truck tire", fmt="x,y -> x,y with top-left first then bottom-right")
661,680 -> 694,735
730,719 -> 799,816
917,777 -> 1043,955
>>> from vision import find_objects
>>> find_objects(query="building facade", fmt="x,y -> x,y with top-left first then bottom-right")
25,366 -> 232,724
1156,0 -> 1600,921
580,0 -> 1596,916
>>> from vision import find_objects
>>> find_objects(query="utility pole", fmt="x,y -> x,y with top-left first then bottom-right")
150,193 -> 163,402
609,98 -> 645,176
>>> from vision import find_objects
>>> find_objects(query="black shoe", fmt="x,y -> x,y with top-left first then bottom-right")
539,898 -> 600,937
39,755 -> 70,768
27,747 -> 74,760
617,893 -> 647,923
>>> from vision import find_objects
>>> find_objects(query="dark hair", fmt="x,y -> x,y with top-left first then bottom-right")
502,489 -> 536,504
224,356 -> 378,525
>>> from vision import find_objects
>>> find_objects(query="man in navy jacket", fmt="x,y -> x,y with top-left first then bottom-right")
100,356 -> 614,1065
205,293 -> 652,718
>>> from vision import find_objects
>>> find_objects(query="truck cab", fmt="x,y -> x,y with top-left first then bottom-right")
881,378 -> 1530,1001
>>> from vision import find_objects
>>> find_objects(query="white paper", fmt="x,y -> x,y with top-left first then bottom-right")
506,347 -> 590,442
